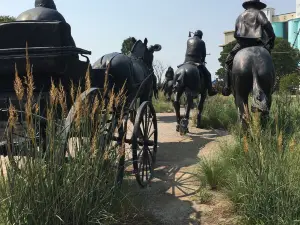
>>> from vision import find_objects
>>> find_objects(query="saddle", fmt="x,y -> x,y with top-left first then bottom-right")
177,61 -> 204,68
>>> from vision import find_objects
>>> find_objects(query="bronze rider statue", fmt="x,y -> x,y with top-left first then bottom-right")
184,30 -> 217,96
222,0 -> 276,96
16,0 -> 76,47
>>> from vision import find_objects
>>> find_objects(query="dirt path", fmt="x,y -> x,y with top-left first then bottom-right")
132,112 -> 238,225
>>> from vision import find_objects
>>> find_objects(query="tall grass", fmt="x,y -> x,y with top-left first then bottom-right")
199,94 -> 300,224
152,90 -> 173,113
192,95 -> 238,130
0,55 -> 140,224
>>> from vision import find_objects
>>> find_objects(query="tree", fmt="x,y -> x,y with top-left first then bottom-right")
121,37 -> 136,55
153,60 -> 167,87
272,38 -> 300,77
216,40 -> 237,81
216,38 -> 300,83
0,16 -> 16,22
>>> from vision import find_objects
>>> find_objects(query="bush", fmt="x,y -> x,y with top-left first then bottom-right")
199,94 -> 300,224
192,95 -> 238,130
152,91 -> 173,113
279,73 -> 300,94
0,59 -> 138,224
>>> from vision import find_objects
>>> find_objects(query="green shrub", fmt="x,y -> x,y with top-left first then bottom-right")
279,73 -> 300,94
153,91 -> 173,113
199,94 -> 300,225
0,62 -> 138,224
192,94 -> 238,130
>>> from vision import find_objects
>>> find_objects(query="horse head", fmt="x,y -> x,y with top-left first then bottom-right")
130,37 -> 162,69
144,43 -> 162,69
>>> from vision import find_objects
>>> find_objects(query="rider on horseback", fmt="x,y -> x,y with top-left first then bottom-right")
16,0 -> 76,47
222,0 -> 276,96
184,30 -> 217,96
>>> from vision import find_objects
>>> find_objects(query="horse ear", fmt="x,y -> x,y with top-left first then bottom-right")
131,37 -> 137,43
144,38 -> 148,46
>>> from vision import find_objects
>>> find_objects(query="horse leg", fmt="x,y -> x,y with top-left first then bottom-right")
235,93 -> 249,130
173,88 -> 184,132
260,94 -> 272,129
181,92 -> 193,134
196,92 -> 207,128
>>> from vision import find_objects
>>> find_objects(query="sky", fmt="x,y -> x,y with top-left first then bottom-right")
0,0 -> 296,79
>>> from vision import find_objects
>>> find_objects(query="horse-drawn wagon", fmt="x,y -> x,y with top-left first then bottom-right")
0,20 -> 159,188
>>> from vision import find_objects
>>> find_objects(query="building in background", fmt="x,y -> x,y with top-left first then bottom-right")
220,0 -> 300,49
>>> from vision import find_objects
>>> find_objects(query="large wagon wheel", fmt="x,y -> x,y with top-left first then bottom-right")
62,88 -> 127,185
132,101 -> 158,188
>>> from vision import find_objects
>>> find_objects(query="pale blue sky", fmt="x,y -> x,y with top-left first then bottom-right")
1,0 -> 295,79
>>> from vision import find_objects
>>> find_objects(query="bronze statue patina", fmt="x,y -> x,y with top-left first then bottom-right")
222,0 -> 276,96
93,38 -> 161,106
17,0 -> 65,22
172,30 -> 217,134
184,30 -> 217,97
224,0 -> 276,127
16,0 -> 76,47
162,66 -> 174,101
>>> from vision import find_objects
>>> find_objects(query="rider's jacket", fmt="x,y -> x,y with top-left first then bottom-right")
184,36 -> 206,64
234,8 -> 276,47
16,2 -> 76,47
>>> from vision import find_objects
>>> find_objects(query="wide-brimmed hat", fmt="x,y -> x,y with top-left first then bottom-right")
35,0 -> 57,10
242,0 -> 266,10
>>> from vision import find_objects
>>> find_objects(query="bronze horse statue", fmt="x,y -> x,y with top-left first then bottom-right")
93,38 -> 161,106
173,62 -> 207,134
162,66 -> 174,101
231,46 -> 275,127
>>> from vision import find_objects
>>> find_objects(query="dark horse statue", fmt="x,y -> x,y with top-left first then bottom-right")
93,37 -> 161,107
162,66 -> 174,101
173,62 -> 207,134
231,46 -> 275,127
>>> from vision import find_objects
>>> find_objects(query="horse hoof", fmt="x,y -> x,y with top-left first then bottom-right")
176,124 -> 180,132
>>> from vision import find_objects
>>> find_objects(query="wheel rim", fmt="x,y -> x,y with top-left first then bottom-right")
132,102 -> 157,188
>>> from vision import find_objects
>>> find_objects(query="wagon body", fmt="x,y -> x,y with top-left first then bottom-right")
0,20 -> 91,118
0,20 -> 158,189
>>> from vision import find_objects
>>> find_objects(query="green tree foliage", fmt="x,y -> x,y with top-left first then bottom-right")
272,38 -> 300,77
0,15 -> 16,22
121,37 -> 136,55
279,73 -> 300,94
216,40 -> 237,80
216,38 -> 300,81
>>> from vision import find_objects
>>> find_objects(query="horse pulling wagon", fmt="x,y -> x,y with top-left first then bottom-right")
0,20 -> 159,188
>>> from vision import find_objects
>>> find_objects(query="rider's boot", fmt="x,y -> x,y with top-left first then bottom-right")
207,82 -> 217,96
206,75 -> 217,96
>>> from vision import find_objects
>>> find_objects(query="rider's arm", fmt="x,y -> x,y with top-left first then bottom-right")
201,41 -> 206,63
258,11 -> 276,46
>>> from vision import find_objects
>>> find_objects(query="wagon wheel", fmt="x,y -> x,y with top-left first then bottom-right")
63,88 -> 128,186
132,101 -> 158,188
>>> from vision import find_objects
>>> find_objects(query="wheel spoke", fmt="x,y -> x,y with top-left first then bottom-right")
144,107 -> 149,138
141,153 -> 145,181
148,130 -> 155,139
147,120 -> 153,137
145,151 -> 148,181
146,147 -> 154,161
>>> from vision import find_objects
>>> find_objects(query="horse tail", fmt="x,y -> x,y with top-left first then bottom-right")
251,68 -> 269,113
